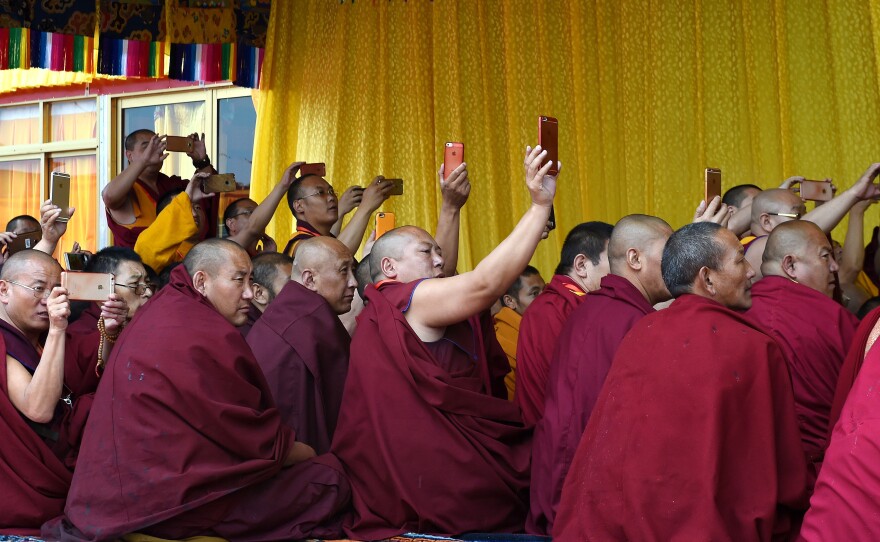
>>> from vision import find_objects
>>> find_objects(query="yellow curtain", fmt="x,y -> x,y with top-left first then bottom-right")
252,0 -> 880,278
0,159 -> 42,228
51,155 -> 97,255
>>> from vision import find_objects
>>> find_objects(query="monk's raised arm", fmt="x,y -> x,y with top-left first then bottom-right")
408,146 -> 558,331
803,164 -> 880,233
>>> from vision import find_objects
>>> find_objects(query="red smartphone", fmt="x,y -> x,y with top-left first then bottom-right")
300,163 -> 326,177
538,116 -> 559,175
704,168 -> 722,203
443,142 -> 464,180
165,135 -> 193,153
375,212 -> 396,239
61,271 -> 115,301
800,179 -> 833,202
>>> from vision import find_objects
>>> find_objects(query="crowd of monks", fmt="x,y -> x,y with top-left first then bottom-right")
3,129 -> 880,541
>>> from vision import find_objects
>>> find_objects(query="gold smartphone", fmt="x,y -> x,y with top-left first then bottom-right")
800,179 -> 833,202
384,178 -> 404,196
50,171 -> 71,223
165,135 -> 194,153
704,168 -> 722,203
5,230 -> 41,255
61,271 -> 114,301
202,173 -> 236,193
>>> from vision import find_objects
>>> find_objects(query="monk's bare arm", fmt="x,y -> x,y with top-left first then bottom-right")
229,161 -> 303,249
408,146 -> 557,333
803,164 -> 880,233
434,163 -> 471,277
840,201 -> 872,284
6,288 -> 69,423
104,135 -> 167,213
283,441 -> 316,467
337,177 -> 393,254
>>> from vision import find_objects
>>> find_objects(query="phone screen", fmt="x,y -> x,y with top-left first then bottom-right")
51,172 -> 71,223
538,116 -> 559,175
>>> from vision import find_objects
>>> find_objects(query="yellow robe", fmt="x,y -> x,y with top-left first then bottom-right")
493,306 -> 522,401
134,192 -> 197,273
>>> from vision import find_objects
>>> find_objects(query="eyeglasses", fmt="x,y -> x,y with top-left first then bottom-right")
767,212 -> 802,219
6,280 -> 52,299
115,282 -> 154,296
230,209 -> 254,219
296,187 -> 337,201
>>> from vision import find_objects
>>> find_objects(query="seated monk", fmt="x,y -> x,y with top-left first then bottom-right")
331,144 -> 559,538
746,220 -> 858,483
528,214 -> 673,535
515,220 -> 613,425
238,251 -> 292,336
46,239 -> 350,541
554,222 -> 809,541
798,308 -> 880,539
493,265 -> 545,399
0,250 -> 123,534
248,237 -> 355,455
723,183 -> 762,237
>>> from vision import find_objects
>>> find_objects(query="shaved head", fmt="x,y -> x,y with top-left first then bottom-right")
608,215 -> 673,273
763,221 -> 826,267
1,249 -> 61,280
369,226 -> 438,283
750,189 -> 806,234
184,238 -> 248,278
762,220 -> 837,296
293,237 -> 353,275
292,236 -> 357,314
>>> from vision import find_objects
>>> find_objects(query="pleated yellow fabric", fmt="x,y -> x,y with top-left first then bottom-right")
252,0 -> 880,277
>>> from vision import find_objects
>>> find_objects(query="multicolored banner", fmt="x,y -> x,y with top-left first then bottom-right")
0,27 -> 30,69
0,0 -> 96,72
98,0 -> 166,78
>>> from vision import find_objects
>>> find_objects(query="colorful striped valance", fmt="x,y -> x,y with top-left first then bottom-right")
0,0 -> 96,72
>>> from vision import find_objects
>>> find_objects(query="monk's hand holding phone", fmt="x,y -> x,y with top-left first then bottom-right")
692,196 -> 732,227
186,172 -> 215,204
185,133 -> 208,163
98,293 -> 129,336
47,286 -> 71,333
361,176 -> 394,213
338,186 -> 365,216
439,161 -> 470,211
39,198 -> 74,248
524,145 -> 559,209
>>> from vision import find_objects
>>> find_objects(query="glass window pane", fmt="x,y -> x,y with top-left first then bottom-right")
0,159 -> 42,229
218,96 -> 256,187
49,99 -> 97,142
122,101 -> 205,180
0,104 -> 41,146
50,155 -> 97,255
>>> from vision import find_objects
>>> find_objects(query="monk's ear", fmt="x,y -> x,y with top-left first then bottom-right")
292,198 -> 306,217
759,213 -> 773,233
572,253 -> 589,278
301,269 -> 318,291
698,266 -> 715,295
252,282 -> 269,305
502,294 -> 516,310
224,217 -> 235,233
781,254 -> 797,280
191,270 -> 209,296
626,248 -> 641,271
0,280 -> 11,304
380,256 -> 397,280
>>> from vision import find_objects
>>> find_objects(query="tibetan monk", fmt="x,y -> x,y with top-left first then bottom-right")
104,130 -> 217,247
554,222 -> 809,541
723,183 -> 762,237
528,214 -> 673,535
47,239 -> 350,541
247,238 -> 355,454
744,165 -> 880,281
238,251 -> 291,336
0,250 -> 124,534
798,309 -> 880,540
746,221 -> 857,481
493,265 -> 545,399
331,144 -> 558,539
515,221 -> 614,425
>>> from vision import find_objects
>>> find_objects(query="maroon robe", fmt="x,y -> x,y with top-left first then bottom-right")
247,281 -> 350,455
827,306 -> 880,436
331,279 -> 531,539
554,294 -> 809,541
106,174 -> 187,248
237,302 -> 262,337
515,274 -> 586,425
44,265 -> 350,542
67,303 -> 100,336
797,328 -> 880,541
746,276 -> 858,475
528,274 -> 655,535
0,325 -> 72,535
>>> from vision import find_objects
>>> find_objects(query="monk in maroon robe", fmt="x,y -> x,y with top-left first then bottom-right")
528,215 -> 673,535
746,221 -> 858,480
798,315 -> 880,540
515,221 -> 613,424
331,145 -> 558,538
238,251 -> 291,337
554,223 -> 809,541
827,306 -> 880,433
46,239 -> 350,541
248,238 -> 354,454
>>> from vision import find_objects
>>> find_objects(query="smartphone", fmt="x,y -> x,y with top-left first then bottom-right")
384,178 -> 404,196
547,206 -> 557,232
5,230 -> 41,255
704,168 -> 722,203
202,173 -> 236,193
165,135 -> 193,153
50,171 -> 71,223
375,212 -> 395,239
800,179 -> 833,202
443,142 -> 465,180
538,116 -> 559,175
64,252 -> 90,271
61,271 -> 114,301
300,163 -> 326,177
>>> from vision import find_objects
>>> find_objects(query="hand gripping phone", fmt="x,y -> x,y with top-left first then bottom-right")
538,116 -> 559,175
704,168 -> 722,203
202,173 -> 236,193
800,179 -> 833,202
165,135 -> 194,153
61,271 -> 114,301
300,163 -> 327,177
443,142 -> 464,180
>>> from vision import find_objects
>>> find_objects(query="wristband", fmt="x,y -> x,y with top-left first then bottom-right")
192,156 -> 211,170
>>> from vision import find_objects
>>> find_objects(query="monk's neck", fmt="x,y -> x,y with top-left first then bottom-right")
307,221 -> 334,236
137,170 -> 160,191
564,273 -> 587,293
0,311 -> 42,350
